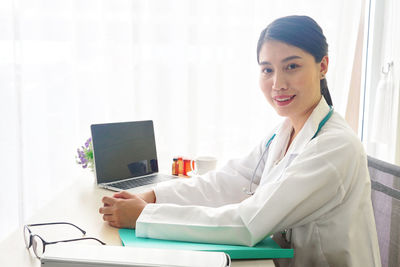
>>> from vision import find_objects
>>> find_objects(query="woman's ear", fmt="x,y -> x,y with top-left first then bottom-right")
319,56 -> 329,79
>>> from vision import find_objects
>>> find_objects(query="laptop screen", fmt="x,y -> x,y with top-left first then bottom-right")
91,120 -> 159,184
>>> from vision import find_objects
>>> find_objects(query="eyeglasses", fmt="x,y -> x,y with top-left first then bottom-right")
24,222 -> 106,259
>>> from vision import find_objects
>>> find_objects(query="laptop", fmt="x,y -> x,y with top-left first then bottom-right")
90,120 -> 176,191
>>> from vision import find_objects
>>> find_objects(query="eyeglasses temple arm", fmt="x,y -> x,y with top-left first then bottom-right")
25,222 -> 86,235
46,237 -> 106,246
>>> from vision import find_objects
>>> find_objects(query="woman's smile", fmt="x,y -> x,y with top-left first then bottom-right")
273,95 -> 296,106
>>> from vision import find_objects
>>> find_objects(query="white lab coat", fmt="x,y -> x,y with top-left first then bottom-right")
136,98 -> 381,267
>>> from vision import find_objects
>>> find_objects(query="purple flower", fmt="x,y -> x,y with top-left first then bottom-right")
85,138 -> 92,148
76,138 -> 94,171
77,149 -> 86,164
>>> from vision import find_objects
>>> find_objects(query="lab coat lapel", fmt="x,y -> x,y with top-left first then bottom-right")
263,119 -> 292,175
287,97 -> 331,157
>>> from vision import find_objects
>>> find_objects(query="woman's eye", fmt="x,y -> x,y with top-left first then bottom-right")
262,68 -> 273,74
287,63 -> 299,70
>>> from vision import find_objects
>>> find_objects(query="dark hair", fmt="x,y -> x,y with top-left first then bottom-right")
257,15 -> 333,106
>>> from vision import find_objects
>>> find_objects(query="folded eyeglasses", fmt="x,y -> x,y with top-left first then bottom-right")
24,222 -> 105,259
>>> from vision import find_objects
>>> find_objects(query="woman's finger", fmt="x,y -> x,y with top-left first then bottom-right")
102,196 -> 116,205
102,214 -> 114,222
109,221 -> 120,228
113,191 -> 133,199
99,206 -> 113,215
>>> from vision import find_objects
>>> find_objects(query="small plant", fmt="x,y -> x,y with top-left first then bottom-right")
76,137 -> 94,171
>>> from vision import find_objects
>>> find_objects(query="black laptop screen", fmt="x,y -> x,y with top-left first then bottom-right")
91,120 -> 158,184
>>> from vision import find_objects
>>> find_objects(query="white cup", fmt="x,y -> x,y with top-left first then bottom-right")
191,156 -> 217,175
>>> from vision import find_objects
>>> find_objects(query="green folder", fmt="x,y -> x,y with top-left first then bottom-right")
119,229 -> 293,259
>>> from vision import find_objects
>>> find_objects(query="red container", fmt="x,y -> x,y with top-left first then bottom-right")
183,158 -> 192,176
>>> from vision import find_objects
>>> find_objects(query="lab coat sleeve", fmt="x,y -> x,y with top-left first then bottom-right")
136,132 -> 361,246
153,137 -> 269,207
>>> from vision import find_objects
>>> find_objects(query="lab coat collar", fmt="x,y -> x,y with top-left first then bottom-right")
263,97 -> 331,173
286,97 -> 331,156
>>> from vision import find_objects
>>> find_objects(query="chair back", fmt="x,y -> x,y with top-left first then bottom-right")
368,156 -> 400,267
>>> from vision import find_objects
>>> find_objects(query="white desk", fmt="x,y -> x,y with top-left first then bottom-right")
0,174 -> 274,266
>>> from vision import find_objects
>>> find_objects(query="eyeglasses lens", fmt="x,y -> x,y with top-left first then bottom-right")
32,235 -> 44,258
23,226 -> 31,248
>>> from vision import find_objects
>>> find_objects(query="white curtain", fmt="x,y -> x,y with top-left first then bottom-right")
363,0 -> 400,164
0,0 -> 363,241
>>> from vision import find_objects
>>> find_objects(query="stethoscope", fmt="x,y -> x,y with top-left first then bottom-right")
243,106 -> 334,195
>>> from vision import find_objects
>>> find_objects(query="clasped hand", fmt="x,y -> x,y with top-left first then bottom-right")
99,191 -> 153,229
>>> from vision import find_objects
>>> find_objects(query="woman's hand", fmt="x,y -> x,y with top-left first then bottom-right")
99,193 -> 149,228
113,190 -> 156,204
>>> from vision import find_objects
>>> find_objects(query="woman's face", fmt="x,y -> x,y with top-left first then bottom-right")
258,40 -> 328,123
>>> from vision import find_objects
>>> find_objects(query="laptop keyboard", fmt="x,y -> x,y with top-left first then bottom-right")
109,174 -> 173,190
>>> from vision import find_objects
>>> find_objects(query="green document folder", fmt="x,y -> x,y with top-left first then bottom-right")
119,229 -> 293,260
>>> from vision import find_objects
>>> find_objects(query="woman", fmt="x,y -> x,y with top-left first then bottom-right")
99,16 -> 381,266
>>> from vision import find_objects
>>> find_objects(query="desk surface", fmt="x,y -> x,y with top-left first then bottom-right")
0,174 -> 274,267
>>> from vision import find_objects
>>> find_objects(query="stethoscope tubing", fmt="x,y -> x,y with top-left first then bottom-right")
243,134 -> 275,195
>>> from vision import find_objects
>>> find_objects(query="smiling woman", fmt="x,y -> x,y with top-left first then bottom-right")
0,0 -> 365,249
